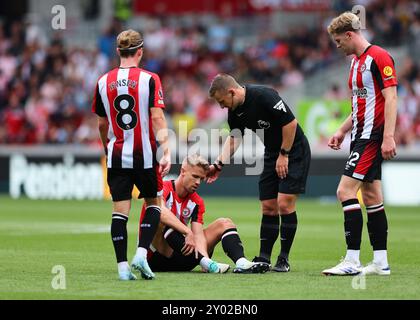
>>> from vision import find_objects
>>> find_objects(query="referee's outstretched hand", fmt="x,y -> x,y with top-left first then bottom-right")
206,165 -> 221,184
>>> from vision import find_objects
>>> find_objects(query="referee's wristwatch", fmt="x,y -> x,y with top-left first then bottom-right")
280,148 -> 290,156
213,160 -> 224,171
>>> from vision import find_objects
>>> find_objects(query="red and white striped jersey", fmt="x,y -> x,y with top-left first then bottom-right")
92,67 -> 165,169
140,180 -> 205,226
348,45 -> 398,141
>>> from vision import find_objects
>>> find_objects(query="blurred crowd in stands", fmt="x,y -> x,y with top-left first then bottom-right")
0,0 -> 419,149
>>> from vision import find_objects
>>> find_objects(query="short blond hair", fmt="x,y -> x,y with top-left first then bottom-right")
117,29 -> 143,57
327,12 -> 362,35
182,154 -> 210,172
209,73 -> 241,98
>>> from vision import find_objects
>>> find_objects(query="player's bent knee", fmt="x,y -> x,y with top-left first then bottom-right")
216,218 -> 236,230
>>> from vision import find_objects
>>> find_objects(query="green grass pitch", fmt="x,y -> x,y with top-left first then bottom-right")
0,196 -> 419,300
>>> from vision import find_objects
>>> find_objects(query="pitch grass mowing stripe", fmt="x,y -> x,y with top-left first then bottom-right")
0,196 -> 419,300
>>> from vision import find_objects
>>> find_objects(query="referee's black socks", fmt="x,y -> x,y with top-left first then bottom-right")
280,212 -> 298,260
259,215 -> 280,262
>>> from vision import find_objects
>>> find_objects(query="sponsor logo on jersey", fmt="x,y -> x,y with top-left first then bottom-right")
383,66 -> 393,77
352,87 -> 368,99
257,120 -> 271,129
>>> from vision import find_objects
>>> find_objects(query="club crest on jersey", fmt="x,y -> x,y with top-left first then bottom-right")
359,63 -> 367,73
258,120 -> 271,129
182,208 -> 191,218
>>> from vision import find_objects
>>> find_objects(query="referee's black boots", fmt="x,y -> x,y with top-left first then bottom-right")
272,256 -> 290,272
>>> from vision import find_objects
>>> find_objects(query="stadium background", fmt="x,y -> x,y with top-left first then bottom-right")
1,0 -> 419,203
0,0 -> 419,300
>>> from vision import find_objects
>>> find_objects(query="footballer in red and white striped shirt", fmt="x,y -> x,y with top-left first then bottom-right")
139,155 -> 269,274
323,12 -> 397,277
92,29 -> 171,281
347,45 -> 398,142
92,53 -> 166,170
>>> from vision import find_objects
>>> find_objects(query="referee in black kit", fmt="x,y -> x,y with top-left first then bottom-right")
207,74 -> 311,272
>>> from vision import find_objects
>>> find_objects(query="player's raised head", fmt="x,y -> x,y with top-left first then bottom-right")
117,29 -> 144,58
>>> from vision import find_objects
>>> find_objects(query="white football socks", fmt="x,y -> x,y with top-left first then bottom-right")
235,257 -> 249,268
199,257 -> 213,270
136,247 -> 148,258
345,250 -> 360,264
118,261 -> 130,274
373,250 -> 388,267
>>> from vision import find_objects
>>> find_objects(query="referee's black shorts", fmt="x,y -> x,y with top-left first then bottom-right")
259,136 -> 311,200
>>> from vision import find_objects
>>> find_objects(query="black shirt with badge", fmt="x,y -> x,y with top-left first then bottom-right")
228,84 -> 305,153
